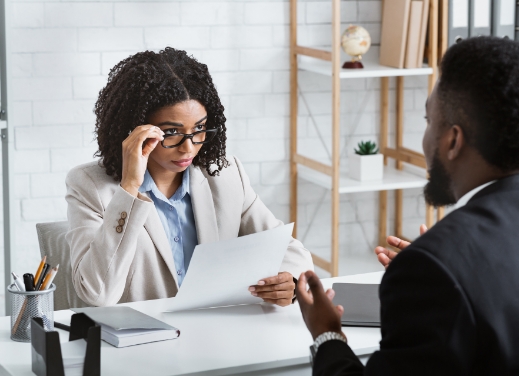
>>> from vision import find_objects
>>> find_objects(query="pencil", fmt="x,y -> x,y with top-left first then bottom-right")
39,265 -> 59,291
35,263 -> 50,291
33,256 -> 47,289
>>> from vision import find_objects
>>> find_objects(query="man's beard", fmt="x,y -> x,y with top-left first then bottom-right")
423,150 -> 457,207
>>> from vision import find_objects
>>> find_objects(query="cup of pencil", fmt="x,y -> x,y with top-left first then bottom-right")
8,256 -> 59,342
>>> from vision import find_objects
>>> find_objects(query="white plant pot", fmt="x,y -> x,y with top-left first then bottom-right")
349,153 -> 384,181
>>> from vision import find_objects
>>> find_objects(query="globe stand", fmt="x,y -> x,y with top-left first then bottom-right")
342,61 -> 364,69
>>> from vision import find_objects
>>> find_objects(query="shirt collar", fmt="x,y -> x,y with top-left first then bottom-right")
139,170 -> 155,194
454,180 -> 496,209
173,168 -> 190,201
138,169 -> 190,202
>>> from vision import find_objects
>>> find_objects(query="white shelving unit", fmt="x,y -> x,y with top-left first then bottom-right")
290,0 -> 446,276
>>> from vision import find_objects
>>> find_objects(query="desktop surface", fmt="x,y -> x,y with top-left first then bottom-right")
0,272 -> 383,376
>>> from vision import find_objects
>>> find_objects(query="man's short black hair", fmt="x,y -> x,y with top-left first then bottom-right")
438,37 -> 519,172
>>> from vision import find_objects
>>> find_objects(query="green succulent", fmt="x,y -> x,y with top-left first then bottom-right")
354,141 -> 379,155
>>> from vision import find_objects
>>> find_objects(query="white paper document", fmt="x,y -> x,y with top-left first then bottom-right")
60,339 -> 87,376
165,223 -> 294,312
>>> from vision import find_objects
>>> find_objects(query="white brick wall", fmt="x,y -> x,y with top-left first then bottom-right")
4,0 -> 430,297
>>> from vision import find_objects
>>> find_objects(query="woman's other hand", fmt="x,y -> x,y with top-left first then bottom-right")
375,224 -> 428,269
120,125 -> 164,197
249,272 -> 295,307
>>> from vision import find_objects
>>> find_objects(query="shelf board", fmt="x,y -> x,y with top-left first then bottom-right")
299,57 -> 433,79
298,164 -> 427,194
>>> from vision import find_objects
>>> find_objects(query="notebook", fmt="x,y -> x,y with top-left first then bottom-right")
416,0 -> 430,67
332,283 -> 380,327
73,306 -> 180,348
405,1 -> 424,68
379,0 -> 412,68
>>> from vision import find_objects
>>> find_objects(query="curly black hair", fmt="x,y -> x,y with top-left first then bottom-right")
94,47 -> 228,181
438,37 -> 519,172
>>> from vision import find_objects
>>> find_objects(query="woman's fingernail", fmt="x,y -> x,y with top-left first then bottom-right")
257,281 -> 265,285
248,287 -> 255,291
251,292 -> 257,297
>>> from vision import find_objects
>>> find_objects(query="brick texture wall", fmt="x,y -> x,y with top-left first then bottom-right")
2,0 -> 433,308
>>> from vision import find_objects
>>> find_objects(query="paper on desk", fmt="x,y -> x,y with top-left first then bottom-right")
166,223 -> 294,312
60,339 -> 87,376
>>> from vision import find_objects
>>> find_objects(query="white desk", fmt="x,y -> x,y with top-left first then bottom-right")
0,272 -> 383,376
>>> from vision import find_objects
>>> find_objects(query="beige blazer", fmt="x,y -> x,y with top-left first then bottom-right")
65,156 -> 314,307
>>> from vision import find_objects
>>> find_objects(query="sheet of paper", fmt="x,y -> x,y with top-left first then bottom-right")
60,339 -> 86,367
165,223 -> 294,312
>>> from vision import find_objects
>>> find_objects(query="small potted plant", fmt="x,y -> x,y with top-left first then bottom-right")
349,140 -> 384,181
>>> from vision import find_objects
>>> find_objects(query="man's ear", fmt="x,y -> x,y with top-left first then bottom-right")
446,125 -> 465,161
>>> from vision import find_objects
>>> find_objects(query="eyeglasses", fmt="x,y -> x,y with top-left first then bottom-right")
161,128 -> 219,148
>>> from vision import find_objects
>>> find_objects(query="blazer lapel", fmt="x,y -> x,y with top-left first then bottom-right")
189,165 -> 219,244
141,192 -> 180,288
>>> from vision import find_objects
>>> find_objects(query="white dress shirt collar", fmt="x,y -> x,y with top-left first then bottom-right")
454,180 -> 497,209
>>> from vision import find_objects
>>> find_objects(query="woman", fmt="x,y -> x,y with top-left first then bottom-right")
65,47 -> 313,307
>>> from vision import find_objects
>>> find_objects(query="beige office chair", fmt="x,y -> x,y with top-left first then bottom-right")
35,221 -> 89,311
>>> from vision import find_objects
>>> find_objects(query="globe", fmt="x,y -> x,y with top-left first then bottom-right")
341,25 -> 371,69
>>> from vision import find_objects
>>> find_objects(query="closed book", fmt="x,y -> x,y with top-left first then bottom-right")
380,0 -> 412,68
405,1 -> 424,68
416,0 -> 430,67
73,306 -> 180,348
332,283 -> 380,327
100,325 -> 180,348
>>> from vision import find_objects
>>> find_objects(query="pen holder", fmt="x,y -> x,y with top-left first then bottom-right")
8,283 -> 56,342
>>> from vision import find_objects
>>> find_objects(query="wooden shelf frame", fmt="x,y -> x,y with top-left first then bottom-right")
289,0 -> 449,276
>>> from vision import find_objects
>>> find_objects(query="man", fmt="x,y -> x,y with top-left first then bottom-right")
297,37 -> 519,375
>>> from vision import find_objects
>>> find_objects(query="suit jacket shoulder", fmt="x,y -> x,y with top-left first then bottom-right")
65,160 -> 123,212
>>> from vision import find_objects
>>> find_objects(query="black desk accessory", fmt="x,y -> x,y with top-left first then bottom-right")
31,313 -> 101,376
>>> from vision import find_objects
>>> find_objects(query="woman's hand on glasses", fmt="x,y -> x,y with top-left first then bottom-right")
121,125 -> 164,197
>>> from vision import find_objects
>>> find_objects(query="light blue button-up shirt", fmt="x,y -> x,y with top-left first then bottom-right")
139,170 -> 198,286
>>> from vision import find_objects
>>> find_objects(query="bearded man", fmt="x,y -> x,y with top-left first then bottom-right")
297,37 -> 519,375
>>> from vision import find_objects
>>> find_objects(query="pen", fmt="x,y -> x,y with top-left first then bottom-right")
33,256 -> 47,289
11,272 -> 25,292
39,264 -> 59,291
35,263 -> 50,291
23,273 -> 35,292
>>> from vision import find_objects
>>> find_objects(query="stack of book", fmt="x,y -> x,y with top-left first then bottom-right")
379,0 -> 430,69
73,306 -> 180,348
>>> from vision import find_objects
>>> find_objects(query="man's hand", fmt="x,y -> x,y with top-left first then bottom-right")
375,224 -> 428,269
249,272 -> 295,307
296,270 -> 345,340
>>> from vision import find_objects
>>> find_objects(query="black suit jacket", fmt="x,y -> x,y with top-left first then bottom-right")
314,175 -> 519,375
